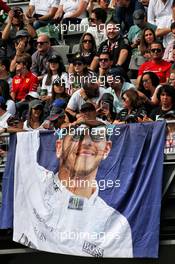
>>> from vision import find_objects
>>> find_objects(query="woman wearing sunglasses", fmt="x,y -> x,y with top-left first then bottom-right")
69,53 -> 95,94
114,88 -> 147,124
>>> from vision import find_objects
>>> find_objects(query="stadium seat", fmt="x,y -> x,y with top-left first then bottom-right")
52,45 -> 70,65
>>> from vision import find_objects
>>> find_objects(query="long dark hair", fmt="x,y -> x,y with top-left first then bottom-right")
138,71 -> 160,97
80,32 -> 96,54
45,55 -> 66,86
121,89 -> 141,109
139,28 -> 156,55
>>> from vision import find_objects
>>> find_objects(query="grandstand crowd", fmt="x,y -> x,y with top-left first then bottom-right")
0,0 -> 175,136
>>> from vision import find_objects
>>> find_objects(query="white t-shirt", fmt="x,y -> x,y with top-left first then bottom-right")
60,0 -> 88,19
67,87 -> 106,112
6,99 -> 16,116
30,0 -> 60,15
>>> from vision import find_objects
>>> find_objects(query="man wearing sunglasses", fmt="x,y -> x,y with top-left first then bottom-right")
137,41 -> 171,86
31,34 -> 57,82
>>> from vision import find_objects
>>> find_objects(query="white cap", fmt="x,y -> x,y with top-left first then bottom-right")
25,91 -> 39,99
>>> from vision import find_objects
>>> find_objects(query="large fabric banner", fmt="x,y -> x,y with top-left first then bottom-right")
1,122 -> 166,257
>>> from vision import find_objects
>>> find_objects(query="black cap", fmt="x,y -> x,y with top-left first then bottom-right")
16,30 -> 29,38
80,102 -> 96,112
73,53 -> 86,64
133,9 -> 145,22
101,93 -> 114,104
48,54 -> 60,63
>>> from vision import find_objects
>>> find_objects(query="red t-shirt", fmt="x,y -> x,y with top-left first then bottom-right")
138,60 -> 171,83
11,72 -> 38,101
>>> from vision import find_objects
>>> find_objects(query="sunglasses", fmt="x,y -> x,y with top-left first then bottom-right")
37,41 -> 48,45
71,127 -> 107,142
99,58 -> 109,62
142,79 -> 150,83
151,48 -> 162,53
73,62 -> 83,66
83,39 -> 93,43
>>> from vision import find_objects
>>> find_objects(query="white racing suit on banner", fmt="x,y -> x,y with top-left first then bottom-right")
13,131 -> 133,257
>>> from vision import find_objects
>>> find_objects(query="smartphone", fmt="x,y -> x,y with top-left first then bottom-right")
40,89 -> 48,96
101,101 -> 110,111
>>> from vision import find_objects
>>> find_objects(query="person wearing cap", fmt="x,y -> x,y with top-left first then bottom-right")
90,18 -> 131,72
23,99 -> 45,131
128,9 -> 156,50
13,124 -> 133,257
43,103 -> 67,130
9,29 -> 35,73
11,53 -> 39,103
113,0 -> 144,34
69,53 -> 95,94
31,34 -> 57,82
40,54 -> 69,101
106,67 -> 135,113
1,6 -> 36,59
127,9 -> 157,78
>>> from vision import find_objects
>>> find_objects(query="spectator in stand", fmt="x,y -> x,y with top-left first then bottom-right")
66,81 -> 106,119
43,79 -> 70,119
69,54 -> 95,94
139,27 -> 157,59
114,89 -> 147,123
138,71 -> 160,114
40,54 -> 68,102
31,34 -> 57,82
1,6 -> 36,59
10,29 -> 35,73
70,33 -> 97,67
128,9 -> 157,78
96,93 -> 115,123
137,41 -> 171,86
150,84 -> 175,120
0,57 -> 12,88
85,8 -> 107,48
0,80 -> 16,116
168,71 -> 175,87
90,19 -> 131,72
11,53 -> 38,102
106,66 -> 134,113
163,22 -> 175,62
25,0 -> 58,29
23,99 -> 45,130
97,52 -> 113,87
54,0 -> 88,26
87,0 -> 114,20
113,0 -> 144,34
148,0 -> 174,47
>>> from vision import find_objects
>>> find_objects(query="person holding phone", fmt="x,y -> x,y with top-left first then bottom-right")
96,93 -> 114,123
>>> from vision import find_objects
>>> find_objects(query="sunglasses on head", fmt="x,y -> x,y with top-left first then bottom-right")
83,39 -> 93,43
151,48 -> 162,53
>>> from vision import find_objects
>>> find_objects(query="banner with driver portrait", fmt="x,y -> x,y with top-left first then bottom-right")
0,121 -> 166,258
